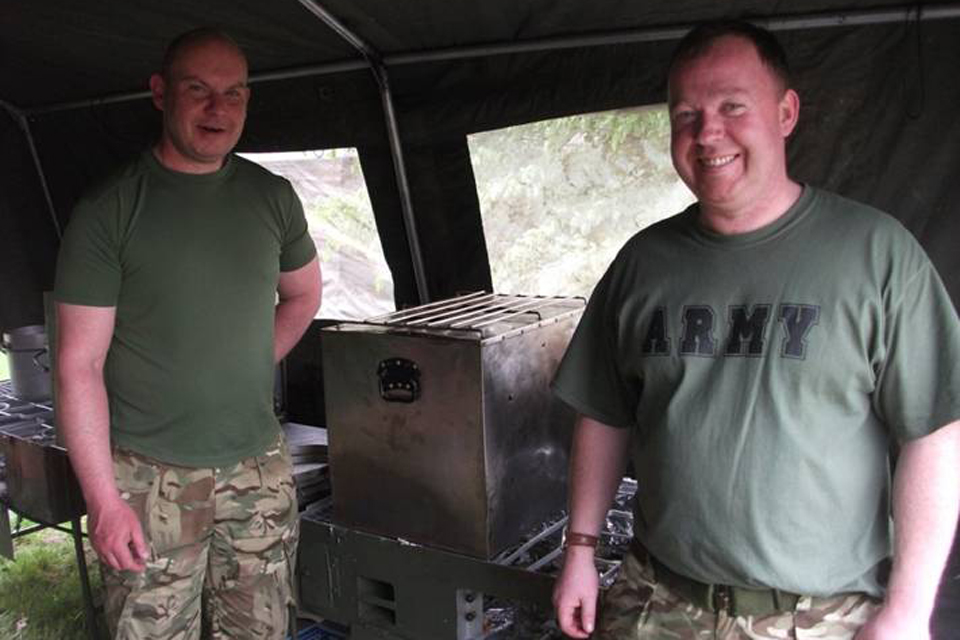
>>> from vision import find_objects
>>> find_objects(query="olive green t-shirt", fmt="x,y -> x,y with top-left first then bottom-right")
552,186 -> 960,596
54,151 -> 316,467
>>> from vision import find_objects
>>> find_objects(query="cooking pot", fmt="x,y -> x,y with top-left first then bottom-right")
1,325 -> 52,402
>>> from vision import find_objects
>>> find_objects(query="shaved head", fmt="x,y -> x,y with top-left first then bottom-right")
161,28 -> 247,82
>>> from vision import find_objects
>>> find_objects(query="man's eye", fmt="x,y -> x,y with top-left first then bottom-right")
188,84 -> 207,94
672,111 -> 696,125
723,103 -> 746,115
224,88 -> 247,103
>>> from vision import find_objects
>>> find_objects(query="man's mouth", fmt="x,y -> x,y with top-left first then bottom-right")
198,124 -> 226,134
699,154 -> 737,168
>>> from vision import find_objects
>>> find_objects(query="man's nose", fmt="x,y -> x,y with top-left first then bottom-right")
694,111 -> 723,143
205,93 -> 227,114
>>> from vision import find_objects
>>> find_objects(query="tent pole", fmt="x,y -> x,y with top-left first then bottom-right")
1,100 -> 62,239
296,0 -> 431,305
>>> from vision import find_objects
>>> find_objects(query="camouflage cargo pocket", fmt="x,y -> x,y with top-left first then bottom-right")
792,593 -> 880,639
113,448 -> 216,558
205,436 -> 299,638
595,549 -> 660,639
216,435 -> 297,544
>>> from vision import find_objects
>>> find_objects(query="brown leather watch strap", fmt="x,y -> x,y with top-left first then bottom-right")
563,531 -> 599,548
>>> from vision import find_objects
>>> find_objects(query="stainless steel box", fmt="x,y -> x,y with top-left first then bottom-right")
321,293 -> 583,559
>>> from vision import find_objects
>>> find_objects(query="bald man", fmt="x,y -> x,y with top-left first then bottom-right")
55,29 -> 321,639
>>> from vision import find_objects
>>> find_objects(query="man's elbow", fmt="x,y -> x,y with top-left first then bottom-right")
56,348 -> 106,386
289,281 -> 321,319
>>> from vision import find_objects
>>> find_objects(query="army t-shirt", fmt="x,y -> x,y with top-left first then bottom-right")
552,186 -> 960,596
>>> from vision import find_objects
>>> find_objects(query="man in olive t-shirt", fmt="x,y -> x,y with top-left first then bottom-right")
54,29 -> 321,639
551,21 -> 960,640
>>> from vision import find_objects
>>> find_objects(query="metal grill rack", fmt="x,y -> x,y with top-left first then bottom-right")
493,478 -> 637,582
364,292 -> 585,342
480,479 -> 637,639
0,380 -> 57,494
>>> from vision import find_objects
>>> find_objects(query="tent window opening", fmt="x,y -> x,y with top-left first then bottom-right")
240,149 -> 394,319
468,104 -> 695,298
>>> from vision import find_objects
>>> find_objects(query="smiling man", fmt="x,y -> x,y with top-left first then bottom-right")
54,29 -> 321,639
551,20 -> 960,640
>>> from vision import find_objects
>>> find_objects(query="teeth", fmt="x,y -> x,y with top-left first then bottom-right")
701,154 -> 736,167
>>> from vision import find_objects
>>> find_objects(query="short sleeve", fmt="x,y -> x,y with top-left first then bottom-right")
551,261 -> 640,428
278,182 -> 317,272
873,258 -> 960,442
53,196 -> 123,307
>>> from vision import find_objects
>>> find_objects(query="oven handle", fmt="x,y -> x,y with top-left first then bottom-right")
377,358 -> 421,403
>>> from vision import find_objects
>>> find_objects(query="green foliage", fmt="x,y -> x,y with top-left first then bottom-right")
469,104 -> 695,297
0,519 -> 102,640
306,194 -> 380,262
0,354 -> 9,381
525,106 -> 673,158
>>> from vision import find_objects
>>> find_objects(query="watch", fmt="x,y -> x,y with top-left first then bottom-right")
561,526 -> 599,549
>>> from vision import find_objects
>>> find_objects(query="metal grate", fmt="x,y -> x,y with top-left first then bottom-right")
0,382 -> 58,500
363,292 -> 584,341
0,381 -> 56,446
491,478 -> 636,580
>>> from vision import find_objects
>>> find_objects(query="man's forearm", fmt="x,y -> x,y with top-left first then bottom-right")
884,420 -> 960,621
56,364 -> 121,510
274,293 -> 319,362
567,417 -> 632,537
274,257 -> 322,362
553,416 -> 632,637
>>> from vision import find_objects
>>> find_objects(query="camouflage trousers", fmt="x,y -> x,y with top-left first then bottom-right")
596,546 -> 881,639
102,435 -> 299,640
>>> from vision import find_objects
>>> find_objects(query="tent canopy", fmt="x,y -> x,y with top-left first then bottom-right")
3,0 -> 939,110
3,1 -> 960,321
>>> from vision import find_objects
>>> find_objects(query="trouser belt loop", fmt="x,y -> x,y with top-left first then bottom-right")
256,455 -> 265,487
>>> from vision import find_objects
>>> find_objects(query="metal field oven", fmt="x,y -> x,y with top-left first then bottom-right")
320,292 -> 584,559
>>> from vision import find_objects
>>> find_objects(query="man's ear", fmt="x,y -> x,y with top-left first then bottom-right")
149,73 -> 166,112
779,88 -> 800,137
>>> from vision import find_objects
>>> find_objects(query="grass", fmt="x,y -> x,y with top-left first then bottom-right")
0,514 -> 103,640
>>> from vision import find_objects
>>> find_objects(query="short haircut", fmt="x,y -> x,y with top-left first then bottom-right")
160,28 -> 246,80
668,20 -> 792,93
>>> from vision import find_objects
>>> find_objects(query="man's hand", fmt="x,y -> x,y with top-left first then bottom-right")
88,498 -> 149,572
854,605 -> 930,640
553,545 -> 600,638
